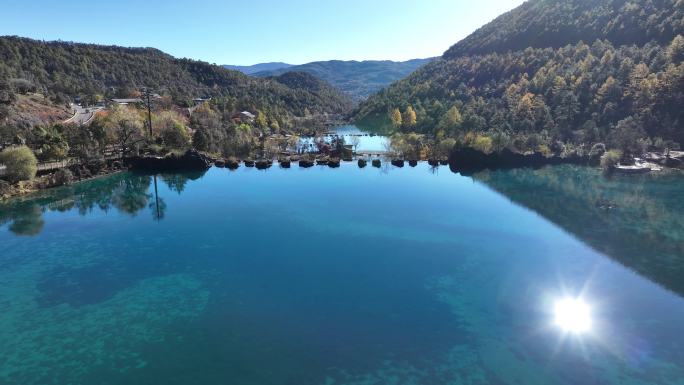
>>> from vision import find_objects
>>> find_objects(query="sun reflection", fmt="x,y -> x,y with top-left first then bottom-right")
554,298 -> 592,334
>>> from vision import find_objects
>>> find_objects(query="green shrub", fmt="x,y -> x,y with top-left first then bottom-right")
0,145 -> 38,183
38,140 -> 70,161
472,135 -> 493,154
192,129 -> 210,152
53,168 -> 73,186
600,150 -> 622,170
10,78 -> 36,94
0,104 -> 10,120
537,144 -> 552,156
0,75 -> 15,104
161,122 -> 190,150
437,138 -> 457,158
34,126 -> 70,161
491,131 -> 511,152
0,179 -> 10,195
147,144 -> 165,155
590,143 -> 607,157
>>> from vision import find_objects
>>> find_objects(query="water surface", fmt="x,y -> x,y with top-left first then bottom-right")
1,164 -> 683,385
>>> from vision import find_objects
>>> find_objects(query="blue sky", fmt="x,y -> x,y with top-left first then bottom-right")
1,0 -> 525,65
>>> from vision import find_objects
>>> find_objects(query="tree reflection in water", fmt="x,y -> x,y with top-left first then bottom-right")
110,175 -> 154,216
471,165 -> 684,297
5,204 -> 45,236
0,171 -> 206,236
160,170 -> 206,195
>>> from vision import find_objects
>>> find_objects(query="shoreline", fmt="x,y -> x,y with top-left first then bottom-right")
3,148 -> 683,202
0,162 -> 126,202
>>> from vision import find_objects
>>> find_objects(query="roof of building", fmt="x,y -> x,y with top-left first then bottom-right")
240,111 -> 256,118
111,98 -> 143,104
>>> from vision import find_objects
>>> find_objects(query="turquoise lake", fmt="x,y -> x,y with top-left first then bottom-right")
1,162 -> 684,384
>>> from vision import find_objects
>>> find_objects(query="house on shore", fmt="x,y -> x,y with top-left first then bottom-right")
110,98 -> 143,106
231,111 -> 256,124
193,97 -> 212,104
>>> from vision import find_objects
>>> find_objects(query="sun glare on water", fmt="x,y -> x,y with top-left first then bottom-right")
554,298 -> 592,334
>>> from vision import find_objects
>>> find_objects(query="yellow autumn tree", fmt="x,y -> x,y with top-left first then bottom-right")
102,105 -> 145,155
255,111 -> 268,129
403,106 -> 417,127
390,108 -> 403,127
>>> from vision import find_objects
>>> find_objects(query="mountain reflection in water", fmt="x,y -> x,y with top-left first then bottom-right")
1,164 -> 683,299
471,165 -> 684,297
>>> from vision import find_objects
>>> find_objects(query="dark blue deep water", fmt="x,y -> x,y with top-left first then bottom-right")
1,163 -> 683,384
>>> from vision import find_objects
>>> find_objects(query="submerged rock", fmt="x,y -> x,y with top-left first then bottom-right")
299,159 -> 315,168
256,159 -> 272,170
358,159 -> 368,168
372,159 -> 381,168
391,159 -> 405,168
666,156 -> 682,168
226,159 -> 240,170
409,160 -> 418,167
214,159 -> 226,168
244,159 -> 255,167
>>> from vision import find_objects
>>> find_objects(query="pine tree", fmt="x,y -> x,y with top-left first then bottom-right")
438,106 -> 463,136
667,35 -> 684,63
0,74 -> 15,104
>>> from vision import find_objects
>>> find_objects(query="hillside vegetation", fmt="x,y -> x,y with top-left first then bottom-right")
444,0 -> 684,59
0,37 -> 355,179
269,72 -> 353,113
356,0 -> 684,158
0,36 -> 352,118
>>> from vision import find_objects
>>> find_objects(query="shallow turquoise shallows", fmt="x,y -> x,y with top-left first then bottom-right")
1,163 -> 684,385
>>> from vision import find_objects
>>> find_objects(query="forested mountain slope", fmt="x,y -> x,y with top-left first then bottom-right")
356,0 -> 684,153
269,72 -> 354,113
0,36 -> 352,118
445,0 -> 684,59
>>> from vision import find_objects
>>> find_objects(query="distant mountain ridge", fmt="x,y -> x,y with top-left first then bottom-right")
254,59 -> 435,100
222,62 -> 293,75
223,58 -> 435,101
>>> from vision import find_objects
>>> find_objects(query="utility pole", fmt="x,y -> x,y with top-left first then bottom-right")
142,87 -> 153,138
